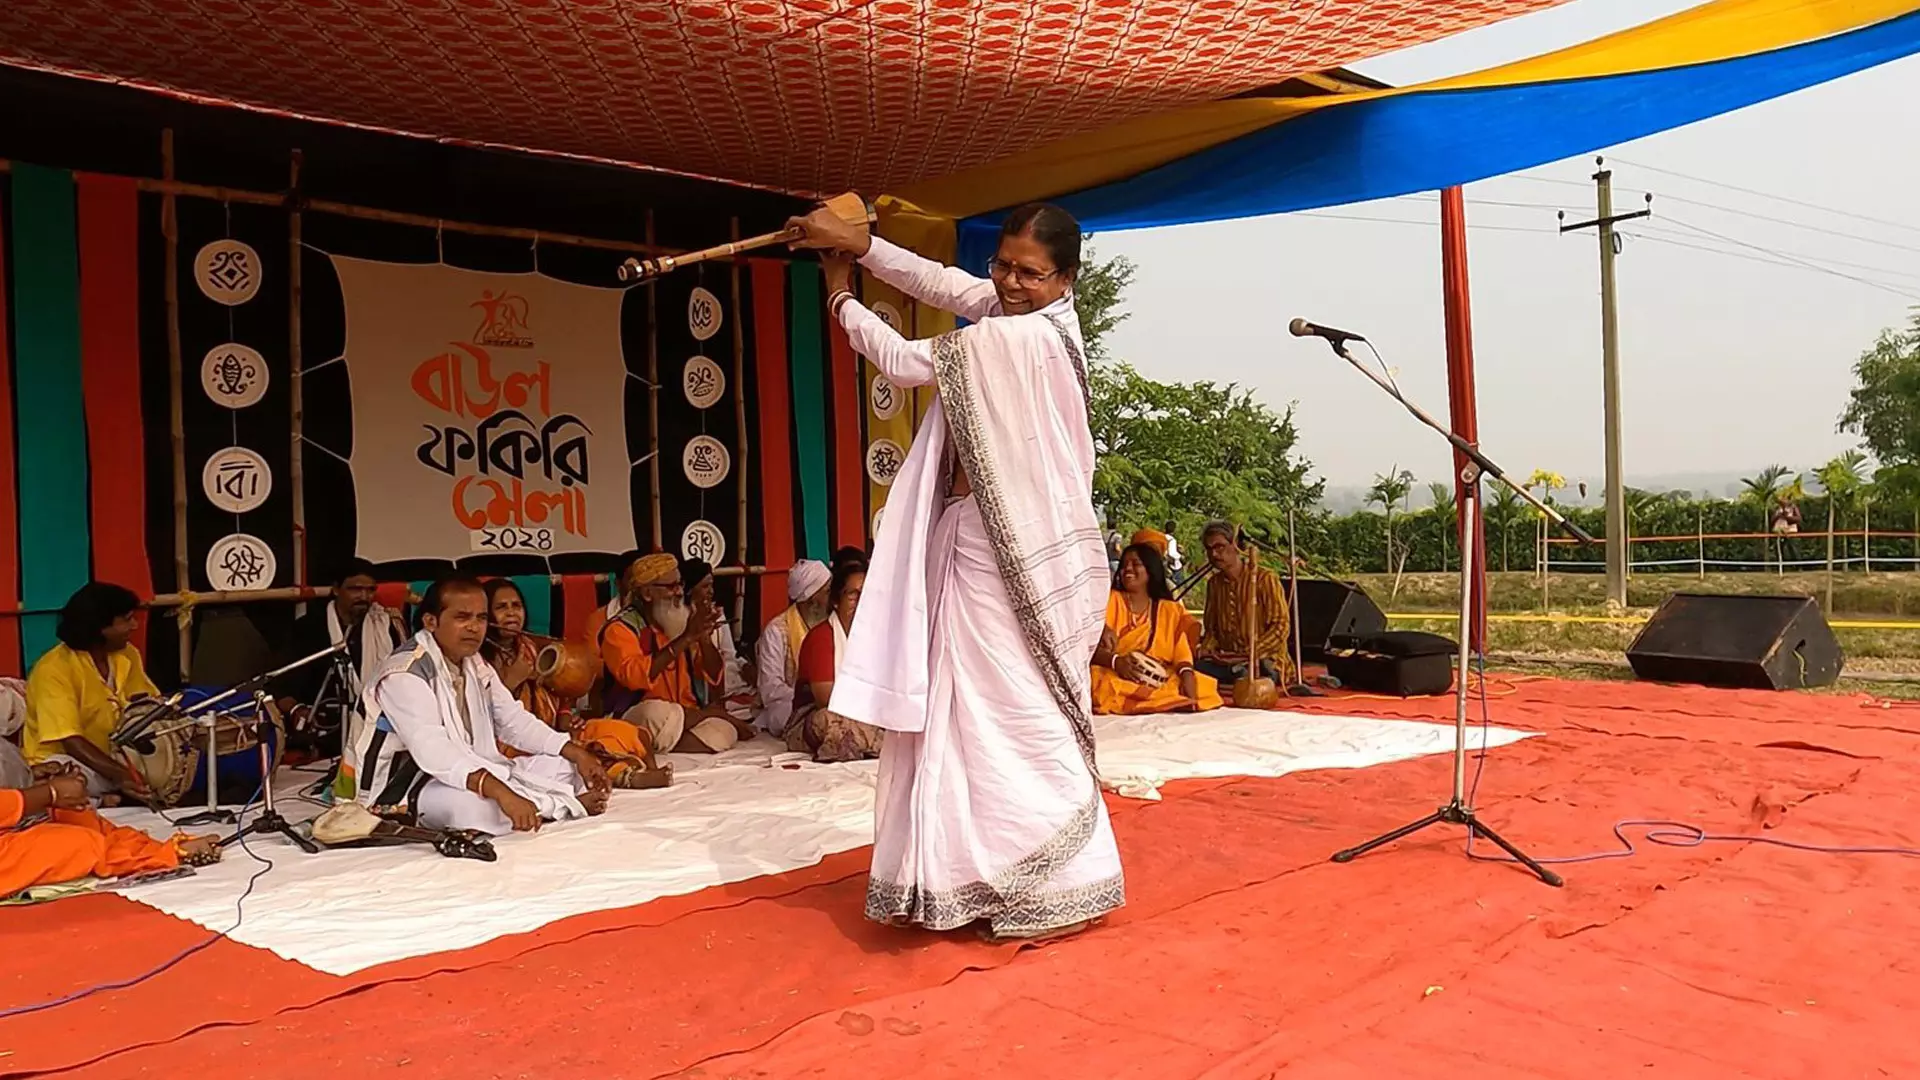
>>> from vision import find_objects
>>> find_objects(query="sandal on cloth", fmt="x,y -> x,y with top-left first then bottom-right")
978,919 -> 1096,946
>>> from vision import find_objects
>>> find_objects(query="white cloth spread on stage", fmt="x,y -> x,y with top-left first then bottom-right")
104,710 -> 1532,975
835,237 -> 1116,934
357,631 -> 584,826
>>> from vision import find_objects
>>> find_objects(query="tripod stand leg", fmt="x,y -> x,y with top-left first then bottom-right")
1331,808 -> 1447,863
1462,810 -> 1563,887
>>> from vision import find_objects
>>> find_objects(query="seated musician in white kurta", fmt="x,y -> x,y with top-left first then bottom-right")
787,201 -> 1120,943
353,576 -> 610,836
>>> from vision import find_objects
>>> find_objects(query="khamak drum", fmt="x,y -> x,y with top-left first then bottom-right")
117,691 -> 286,808
534,639 -> 600,701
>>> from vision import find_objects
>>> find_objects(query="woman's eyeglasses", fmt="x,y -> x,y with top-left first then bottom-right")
987,257 -> 1060,287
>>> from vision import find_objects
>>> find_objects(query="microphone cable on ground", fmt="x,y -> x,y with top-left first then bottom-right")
0,786 -> 277,1019
1457,659 -> 1920,866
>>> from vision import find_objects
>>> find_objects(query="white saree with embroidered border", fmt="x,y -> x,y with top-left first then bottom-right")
833,238 -> 1121,935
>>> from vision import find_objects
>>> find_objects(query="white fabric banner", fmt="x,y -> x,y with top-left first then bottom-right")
334,257 -> 636,561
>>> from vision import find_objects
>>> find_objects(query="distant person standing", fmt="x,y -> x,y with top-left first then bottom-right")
1162,520 -> 1185,582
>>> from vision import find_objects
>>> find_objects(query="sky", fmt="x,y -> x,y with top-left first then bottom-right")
1095,0 -> 1920,503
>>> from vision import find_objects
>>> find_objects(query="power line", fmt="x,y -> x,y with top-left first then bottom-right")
1659,214 -> 1920,301
1628,222 -> 1920,282
1643,192 -> 1920,255
1608,155 -> 1920,237
1621,230 -> 1920,295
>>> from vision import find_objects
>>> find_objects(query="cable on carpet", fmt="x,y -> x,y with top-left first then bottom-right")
0,787 -> 276,1019
1457,656 -> 1920,866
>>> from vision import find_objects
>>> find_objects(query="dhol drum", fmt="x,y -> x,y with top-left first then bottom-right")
117,690 -> 287,808
534,639 -> 600,701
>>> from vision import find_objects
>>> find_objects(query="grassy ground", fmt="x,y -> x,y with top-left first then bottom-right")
1340,570 -> 1920,692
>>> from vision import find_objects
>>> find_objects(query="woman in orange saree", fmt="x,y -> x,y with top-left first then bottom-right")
2,762 -> 220,897
1092,544 -> 1222,716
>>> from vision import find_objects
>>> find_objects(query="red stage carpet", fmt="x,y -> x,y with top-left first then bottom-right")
3,678 -> 1917,1079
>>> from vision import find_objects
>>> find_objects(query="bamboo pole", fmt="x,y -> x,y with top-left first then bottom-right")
0,159 -> 676,256
288,150 -> 307,592
1697,505 -> 1705,580
0,563 -> 784,618
645,208 -> 663,550
161,130 -> 193,681
730,216 -> 751,633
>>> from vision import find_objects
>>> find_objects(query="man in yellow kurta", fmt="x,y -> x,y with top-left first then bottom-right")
1195,522 -> 1295,688
22,583 -> 160,800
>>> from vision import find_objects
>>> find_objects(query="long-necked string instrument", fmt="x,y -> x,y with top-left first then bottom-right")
617,192 -> 874,283
1231,540 -> 1280,710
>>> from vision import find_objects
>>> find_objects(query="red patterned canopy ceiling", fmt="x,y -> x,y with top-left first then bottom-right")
0,0 -> 1562,195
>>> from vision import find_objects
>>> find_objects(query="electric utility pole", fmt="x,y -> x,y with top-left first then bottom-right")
1560,157 -> 1651,608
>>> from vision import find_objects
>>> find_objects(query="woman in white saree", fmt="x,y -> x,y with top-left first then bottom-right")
787,202 -> 1120,942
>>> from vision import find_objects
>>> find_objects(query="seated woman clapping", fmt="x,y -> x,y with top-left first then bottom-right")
785,560 -> 885,762
1092,543 -> 1222,716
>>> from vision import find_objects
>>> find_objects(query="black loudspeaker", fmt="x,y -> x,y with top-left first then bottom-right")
1289,579 -> 1389,661
1325,630 -> 1456,696
1625,593 -> 1844,690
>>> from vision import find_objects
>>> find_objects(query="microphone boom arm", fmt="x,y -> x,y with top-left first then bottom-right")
1320,339 -> 1595,546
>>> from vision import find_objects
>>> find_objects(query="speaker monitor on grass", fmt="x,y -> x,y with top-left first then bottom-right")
1288,579 -> 1389,661
1625,592 -> 1843,691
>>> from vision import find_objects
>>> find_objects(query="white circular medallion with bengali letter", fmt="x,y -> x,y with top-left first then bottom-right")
202,447 -> 272,513
869,373 -> 903,421
680,519 -> 726,565
683,355 -> 725,409
683,435 -> 731,489
865,438 -> 906,487
200,343 -> 268,409
688,286 -> 723,342
194,240 -> 263,306
206,533 -> 276,591
871,301 -> 903,330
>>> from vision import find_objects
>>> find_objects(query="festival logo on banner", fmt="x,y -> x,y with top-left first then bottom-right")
334,258 -> 636,562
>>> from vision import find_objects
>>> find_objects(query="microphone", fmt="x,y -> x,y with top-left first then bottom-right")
1289,317 -> 1367,344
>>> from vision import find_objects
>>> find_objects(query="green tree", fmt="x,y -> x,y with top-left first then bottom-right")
1072,242 -> 1136,363
1814,449 -> 1870,606
1740,464 -> 1795,568
1368,468 -> 1414,591
1426,481 -> 1456,572
1077,247 -> 1320,543
1839,310 -> 1920,467
1089,364 -> 1321,544
1487,483 -> 1524,571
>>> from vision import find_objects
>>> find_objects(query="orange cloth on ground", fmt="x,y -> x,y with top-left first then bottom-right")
601,619 -> 710,707
575,718 -> 651,782
0,789 -> 181,896
1092,592 -> 1223,716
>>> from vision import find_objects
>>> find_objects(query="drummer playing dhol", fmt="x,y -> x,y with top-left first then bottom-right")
20,582 -> 160,804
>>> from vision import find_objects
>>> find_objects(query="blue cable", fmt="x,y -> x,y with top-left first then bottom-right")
1459,655 -> 1920,865
0,785 -> 275,1019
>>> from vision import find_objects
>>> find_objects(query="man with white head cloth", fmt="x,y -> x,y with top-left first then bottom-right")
755,559 -> 832,737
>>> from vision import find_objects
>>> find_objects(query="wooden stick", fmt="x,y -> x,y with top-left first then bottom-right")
730,216 -> 751,633
618,192 -> 870,283
288,149 -> 307,592
645,208 -> 663,550
161,130 -> 193,680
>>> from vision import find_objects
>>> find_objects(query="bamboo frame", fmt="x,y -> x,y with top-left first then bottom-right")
0,159 -> 672,257
161,130 -> 193,680
0,151 -> 795,641
730,216 -> 751,632
288,150 -> 306,590
645,209 -> 663,549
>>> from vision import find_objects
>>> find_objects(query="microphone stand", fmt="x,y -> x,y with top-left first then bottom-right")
1306,334 -> 1594,887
